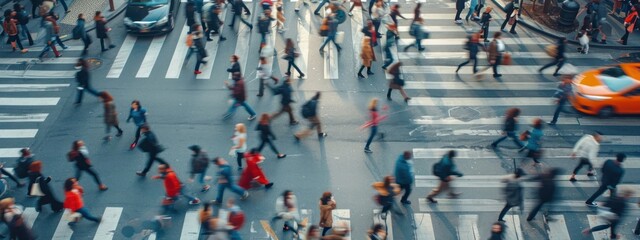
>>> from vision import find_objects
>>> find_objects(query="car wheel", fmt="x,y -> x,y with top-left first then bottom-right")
169,16 -> 175,31
597,106 -> 615,118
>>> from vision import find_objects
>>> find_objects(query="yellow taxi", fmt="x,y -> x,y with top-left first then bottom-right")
570,63 -> 640,117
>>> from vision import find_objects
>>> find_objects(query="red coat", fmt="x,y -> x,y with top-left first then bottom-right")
63,188 -> 84,212
238,152 -> 269,189
163,170 -> 182,198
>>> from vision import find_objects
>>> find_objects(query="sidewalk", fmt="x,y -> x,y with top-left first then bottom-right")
492,0 -> 640,50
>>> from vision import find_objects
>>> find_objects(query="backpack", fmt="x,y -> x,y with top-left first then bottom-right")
72,25 -> 82,40
301,100 -> 316,118
432,158 -> 450,178
258,17 -> 270,34
15,157 -> 32,179
228,210 -> 245,230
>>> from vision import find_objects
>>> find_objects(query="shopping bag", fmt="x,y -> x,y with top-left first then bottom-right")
502,52 -> 512,65
545,44 -> 558,57
29,178 -> 45,197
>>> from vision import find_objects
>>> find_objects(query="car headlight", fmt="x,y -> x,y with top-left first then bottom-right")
124,17 -> 133,25
157,16 -> 169,25
577,92 -> 611,101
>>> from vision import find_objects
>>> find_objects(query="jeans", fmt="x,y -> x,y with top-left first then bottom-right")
75,167 -> 103,186
588,220 -> 619,238
235,151 -> 244,168
572,157 -> 593,174
550,98 -> 568,123
19,24 -> 33,45
225,100 -> 257,117
287,59 -> 304,75
319,35 -> 341,51
133,125 -> 143,144
457,58 -> 478,73
399,183 -> 412,203
215,183 -> 246,203
455,8 -> 464,20
465,3 -> 477,20
141,152 -> 168,174
500,13 -> 518,31
383,46 -> 394,69
75,87 -> 101,103
258,138 -> 280,155
586,184 -> 615,204
498,203 -> 517,221
540,58 -> 565,75
314,0 -> 330,14
75,207 -> 100,222
53,35 -> 66,49
365,126 -> 378,149
492,131 -> 524,148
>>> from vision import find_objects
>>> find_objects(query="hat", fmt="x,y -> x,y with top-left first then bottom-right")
188,145 -> 201,152
556,64 -> 578,75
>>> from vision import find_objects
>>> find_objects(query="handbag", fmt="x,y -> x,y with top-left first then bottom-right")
545,44 -> 557,57
519,130 -> 530,141
29,177 -> 45,197
502,52 -> 512,65
508,15 -> 517,25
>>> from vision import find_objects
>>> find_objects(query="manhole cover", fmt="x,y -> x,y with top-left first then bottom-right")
448,107 -> 481,122
85,57 -> 103,70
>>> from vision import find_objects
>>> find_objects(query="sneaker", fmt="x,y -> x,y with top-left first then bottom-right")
348,12 -> 353,16
569,177 -> 577,182
136,171 -> 146,177
358,73 -> 365,78
109,44 -> 116,49
265,182 -> 274,189
318,132 -> 327,138
547,121 -> 556,125
210,200 -> 221,205
130,142 -> 137,150
509,30 -> 517,34
201,185 -> 210,192
99,184 -> 108,191
364,148 -> 373,153
587,171 -> 595,177
248,115 -> 257,120
189,198 -> 201,205
427,197 -> 437,203
194,70 -> 202,74
585,202 -> 598,207
241,191 -> 249,200
277,154 -> 286,159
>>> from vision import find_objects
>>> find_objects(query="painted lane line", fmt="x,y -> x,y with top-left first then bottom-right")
399,37 -> 550,46
0,129 -> 38,138
136,35 -> 167,78
545,215 -> 571,240
504,215 -> 524,240
414,176 -> 640,188
0,70 -> 76,79
397,51 -> 613,59
458,215 -> 480,240
332,209 -> 351,240
397,25 -> 501,33
198,9 -> 227,80
0,58 -> 79,64
587,215 -> 610,240
373,209 -> 393,240
0,148 -> 22,158
231,22 -> 252,79
180,210 -> 201,239
147,233 -> 156,240
0,84 -> 70,92
93,207 -> 123,240
351,3 -> 364,77
401,13 -> 506,21
23,207 -> 38,229
414,115 -> 640,126
166,25 -> 191,79
107,35 -> 137,79
52,209 -> 74,240
414,213 -> 436,240
408,97 -> 553,106
419,199 -> 640,213
28,45 -> 84,52
323,14 -> 339,79
0,98 -> 59,106
296,7 -> 310,79
400,65 -> 593,75
404,81 -> 559,90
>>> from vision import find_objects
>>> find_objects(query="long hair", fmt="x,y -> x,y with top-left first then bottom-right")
130,100 -> 141,111
71,140 -> 82,151
387,62 -> 402,75
506,108 -> 521,119
368,98 -> 378,111
64,178 -> 75,192
259,113 -> 270,125
320,192 -> 332,205
100,91 -> 114,102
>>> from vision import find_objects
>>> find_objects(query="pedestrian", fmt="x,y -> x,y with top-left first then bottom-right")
257,57 -> 278,97
427,150 -> 463,203
521,118 -> 543,165
485,31 -> 504,78
413,2 -> 422,20
38,19 -> 60,59
368,223 -> 387,239
348,0 -> 364,16
95,11 -> 116,51
226,55 -> 241,75
276,0 -> 286,33
270,77 -> 299,125
189,24 -> 208,75
212,157 -> 249,204
67,140 -> 109,191
255,114 -> 287,158
357,37 -> 375,79
361,20 -> 378,47
363,98 -> 386,153
454,0 -> 466,24
618,4 -> 638,45
547,66 -> 576,125
307,225 -> 321,240
394,151 -> 415,204
238,148 -> 274,189
404,17 -> 426,52
490,108 -> 524,149
44,13 -> 67,50
126,100 -> 147,150
0,198 -> 35,239
456,32 -> 483,74
597,18 -> 611,45
539,38 -> 567,76
74,14 -> 92,55
465,0 -> 478,22
479,7 -> 493,42
497,168 -> 525,222
382,23 -> 398,70
3,10 -> 28,53
14,148 -> 33,187
526,168 -> 560,221
136,125 -> 169,177
153,164 -> 201,208
372,176 -> 401,220
585,153 -> 625,206
474,0 -> 485,20
314,0 -> 330,15
257,9 -> 274,52
284,38 -> 305,78
30,0 -> 42,17
99,91 -> 124,140
186,1 -> 197,33
205,2 -> 226,41
389,4 -> 406,26
569,132 -> 602,181
229,123 -> 248,170
228,0 -> 253,30
386,62 -> 411,102
229,0 -> 251,15
14,4 -> 33,46
319,14 -> 342,54
581,188 -> 633,239
271,190 -> 304,237
63,178 -> 102,224
576,29 -> 589,54
188,145 -> 210,192
27,161 -> 63,212
294,92 -> 328,141
39,0 -> 55,16
371,1 -> 386,37
223,73 -> 257,120
488,222 -> 505,240
319,192 -> 336,236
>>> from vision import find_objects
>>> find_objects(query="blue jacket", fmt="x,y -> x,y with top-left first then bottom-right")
394,155 -> 414,185
127,108 -> 147,127
526,128 -> 543,151
217,164 -> 233,184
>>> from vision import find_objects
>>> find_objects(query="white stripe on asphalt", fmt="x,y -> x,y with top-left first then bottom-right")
397,25 -> 502,33
232,22 -> 252,78
587,215 -> 610,239
403,81 -> 559,90
546,215 -> 571,240
397,51 -> 613,60
0,148 -> 22,158
52,209 -> 74,240
166,25 -> 190,79
415,213 -> 436,240
504,215 -> 524,240
107,35 -> 137,79
399,37 -> 549,46
458,215 -> 480,240
0,84 -> 70,92
413,116 -> 570,125
0,129 -> 38,138
147,233 -> 156,240
198,9 -> 227,80
136,35 -> 167,78
296,7 -> 310,79
23,207 -> 38,229
180,210 -> 201,239
400,65 -> 592,75
402,13 -> 505,20
0,58 -> 78,64
94,207 -> 123,240
418,199 -> 640,213
332,209 -> 351,240
0,98 -> 59,106
0,113 -> 48,122
323,12 -> 339,79
28,45 -> 85,52
373,209 -> 393,240
0,70 -> 76,79
408,97 -> 553,106
351,3 -> 364,77
414,175 -> 640,188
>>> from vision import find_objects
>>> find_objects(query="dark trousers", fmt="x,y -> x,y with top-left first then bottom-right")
492,55 -> 502,75
399,183 -> 412,203
58,0 -> 68,11
373,19 -> 381,36
482,26 -> 490,40
19,24 -> 34,45
588,220 -> 619,238
492,131 -> 524,148
500,15 -> 518,31
540,58 -> 565,74
498,203 -> 517,221
106,124 -> 123,135
383,46 -> 394,68
586,183 -> 615,204
455,8 -> 464,20
358,65 -> 372,75
75,87 -> 101,104
100,37 -> 111,50
133,126 -> 143,144
37,194 -> 62,212
236,151 -> 244,168
322,227 -> 332,236
527,199 -> 550,220
0,168 -> 20,185
8,35 -> 25,50
550,97 -> 568,123
365,126 -> 378,149
286,59 -> 303,75
81,35 -> 91,52
272,104 -> 296,123
621,30 -> 631,45
257,138 -> 280,155
75,167 -> 103,186
142,152 -> 168,174
230,14 -> 252,28
457,57 -> 478,73
572,157 -> 593,174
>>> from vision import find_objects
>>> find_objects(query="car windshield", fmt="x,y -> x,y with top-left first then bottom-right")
129,0 -> 168,5
597,66 -> 637,92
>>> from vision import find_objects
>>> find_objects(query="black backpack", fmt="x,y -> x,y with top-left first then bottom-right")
15,157 -> 32,179
301,100 -> 316,118
432,158 -> 450,178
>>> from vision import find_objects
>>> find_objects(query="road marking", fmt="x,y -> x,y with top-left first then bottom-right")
415,213 -> 436,240
180,210 -> 201,239
198,9 -> 227,80
400,65 -> 593,75
0,58 -> 79,64
399,37 -> 550,46
413,116 -> 571,125
0,70 -> 76,79
260,220 -> 279,240
546,215 -> 571,240
23,207 -> 38,229
408,97 -> 553,106
587,215 -> 610,239
52,209 -> 74,240
322,9 -> 339,80
403,81 -> 559,90
397,25 -> 501,33
415,175 -> 640,188
373,209 -> 393,240
332,209 -> 351,240
0,129 -> 38,138
398,51 -> 613,59
351,4 -> 364,76
28,45 -> 85,52
166,25 -> 190,79
147,233 -> 156,240
0,84 -> 70,92
458,215 -> 480,240
504,215 -> 524,240
0,98 -> 59,106
93,207 -> 123,240
0,148 -> 21,158
419,199 -> 640,213
231,21 -> 253,78
136,35 -> 167,78
402,13 -> 506,20
107,35 -> 137,79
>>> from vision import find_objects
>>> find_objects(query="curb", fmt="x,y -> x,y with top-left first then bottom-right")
60,2 -> 128,42
491,0 -> 640,50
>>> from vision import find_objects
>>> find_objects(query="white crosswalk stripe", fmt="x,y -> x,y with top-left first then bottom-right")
458,215 -> 481,240
546,215 -> 571,240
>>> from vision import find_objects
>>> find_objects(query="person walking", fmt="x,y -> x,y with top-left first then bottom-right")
189,24 -> 208,75
361,20 -> 378,47
153,164 -> 201,208
256,114 -> 287,158
363,98 -> 386,153
257,56 -> 278,97
348,0 -> 364,16
465,0 -> 478,22
372,176 -> 401,219
386,62 -> 410,102
539,38 -> 567,76
618,4 -> 638,45
548,66 -> 575,125
74,59 -> 101,104
223,73 -> 257,120
474,0 -> 485,20
238,148 -> 274,190
389,4 -> 407,26
404,17 -> 426,52
371,1 -> 386,37
526,168 -> 560,221
44,13 -> 68,50
569,132 -> 602,181
491,108 -> 524,149
95,11 -> 116,51
228,0 -> 253,30
74,14 -> 92,55
394,151 -> 415,205
100,91 -> 124,141
13,148 -> 33,188
497,168 -> 525,222
229,123 -> 248,170
427,150 -> 463,203
226,55 -> 242,75
357,37 -> 375,79
230,0 -> 251,15
294,92 -> 328,141
185,1 -> 197,33
456,32 -> 483,74
136,125 -> 169,177
205,2 -> 226,41
382,23 -> 398,70
257,10 -> 274,52
212,157 -> 249,204
126,100 -> 147,150
14,4 -> 33,46
581,188 -> 633,239
3,10 -> 28,53
479,7 -> 493,42
275,0 -> 286,33
585,153 -> 625,206
38,19 -> 61,59
63,178 -> 102,225
319,192 -> 336,236
454,0 -> 466,24
284,38 -> 305,78
270,77 -> 299,125
188,145 -> 210,192
522,118 -> 544,165
271,190 -> 304,237
486,31 -> 504,78
319,14 -> 342,54
67,140 -> 108,191
500,1 -> 519,34
0,198 -> 35,240
28,161 -> 63,212
368,223 -> 387,239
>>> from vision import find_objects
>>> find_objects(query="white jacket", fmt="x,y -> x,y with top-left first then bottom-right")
573,134 -> 599,161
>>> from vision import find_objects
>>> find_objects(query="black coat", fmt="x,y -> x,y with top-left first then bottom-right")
273,83 -> 294,105
28,172 -> 61,210
456,0 -> 466,10
256,124 -> 276,141
95,19 -> 108,39
76,69 -> 90,88
138,131 -> 162,153
601,160 -> 624,187
227,62 -> 241,74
